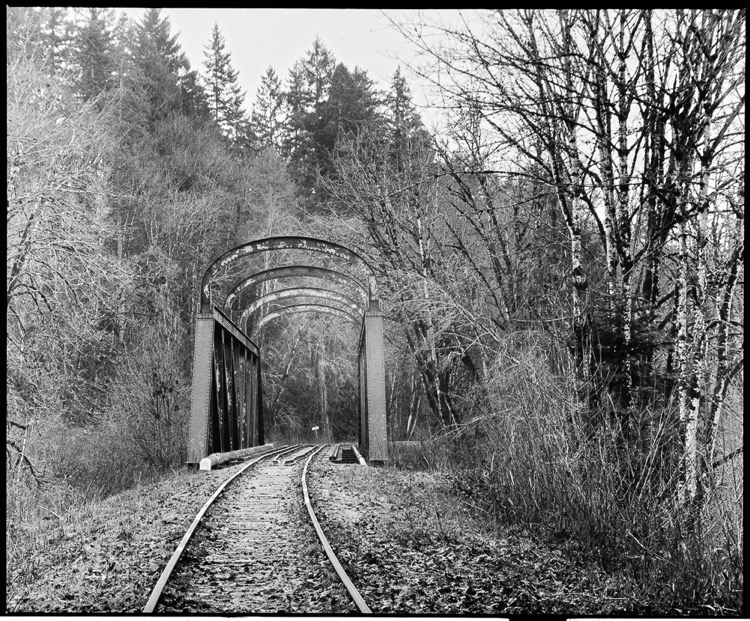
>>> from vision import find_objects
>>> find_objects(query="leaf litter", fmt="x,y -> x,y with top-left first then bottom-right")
8,454 -> 645,614
307,459 -> 646,615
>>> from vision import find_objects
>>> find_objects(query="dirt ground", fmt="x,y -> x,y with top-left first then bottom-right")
7,447 -> 643,614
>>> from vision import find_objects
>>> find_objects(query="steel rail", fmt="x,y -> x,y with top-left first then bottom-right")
142,445 -> 292,613
301,447 -> 372,613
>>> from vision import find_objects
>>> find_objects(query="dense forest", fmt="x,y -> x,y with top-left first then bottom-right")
7,8 -> 743,610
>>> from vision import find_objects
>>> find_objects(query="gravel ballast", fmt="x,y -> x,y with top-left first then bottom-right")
8,451 -> 644,614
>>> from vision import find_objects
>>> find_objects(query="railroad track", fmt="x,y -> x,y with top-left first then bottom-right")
143,444 -> 371,614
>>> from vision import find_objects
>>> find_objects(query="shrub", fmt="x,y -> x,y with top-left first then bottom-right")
391,338 -> 743,613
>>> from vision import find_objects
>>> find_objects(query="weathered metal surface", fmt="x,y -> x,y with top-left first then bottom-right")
241,288 -> 362,333
201,237 -> 374,312
358,332 -> 367,460
188,314 -> 216,464
358,307 -> 388,463
191,237 -> 382,467
224,265 -> 368,311
212,325 -> 227,453
301,449 -> 372,613
188,305 -> 263,465
143,446 -> 292,613
154,446 -> 362,614
212,306 -> 260,356
250,303 -> 362,338
255,355 -> 264,446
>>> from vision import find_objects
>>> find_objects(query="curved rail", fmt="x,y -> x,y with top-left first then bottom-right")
301,448 -> 372,613
142,446 -> 291,613
143,445 -> 371,614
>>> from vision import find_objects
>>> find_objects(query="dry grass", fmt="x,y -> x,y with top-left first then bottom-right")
6,406 -> 189,610
309,458 -> 641,614
6,458 -> 256,612
389,346 -> 743,615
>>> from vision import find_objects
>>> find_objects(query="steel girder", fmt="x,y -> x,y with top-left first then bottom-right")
224,265 -> 367,312
189,236 -> 387,465
358,306 -> 387,463
250,302 -> 362,339
201,237 -> 377,312
241,288 -> 362,334
187,306 -> 262,464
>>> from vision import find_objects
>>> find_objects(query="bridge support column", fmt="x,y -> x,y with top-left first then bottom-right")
362,304 -> 388,464
188,313 -> 214,464
187,307 -> 263,465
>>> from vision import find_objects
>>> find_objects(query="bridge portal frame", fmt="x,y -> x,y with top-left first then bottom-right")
188,236 -> 388,465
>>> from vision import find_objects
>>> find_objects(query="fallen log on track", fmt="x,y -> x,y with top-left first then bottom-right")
199,444 -> 275,471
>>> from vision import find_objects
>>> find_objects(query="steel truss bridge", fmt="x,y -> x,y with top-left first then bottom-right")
187,237 -> 387,466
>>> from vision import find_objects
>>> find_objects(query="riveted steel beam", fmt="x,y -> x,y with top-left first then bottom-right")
224,264 -> 368,312
201,237 -> 375,312
359,306 -> 388,463
187,305 -> 263,465
241,288 -> 362,334
251,303 -> 361,338
191,237 -> 382,466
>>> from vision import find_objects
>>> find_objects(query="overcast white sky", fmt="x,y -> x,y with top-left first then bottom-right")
116,8 -> 450,129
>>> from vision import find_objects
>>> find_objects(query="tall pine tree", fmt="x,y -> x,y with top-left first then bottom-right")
132,8 -> 189,130
312,63 -> 384,202
386,67 -> 422,143
73,8 -> 115,104
45,7 -> 75,74
281,60 -> 310,159
301,36 -> 336,108
202,22 -> 250,147
250,66 -> 284,153
385,66 -> 425,172
282,37 -> 337,200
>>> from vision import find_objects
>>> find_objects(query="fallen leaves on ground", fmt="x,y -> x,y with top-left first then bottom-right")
8,455 -> 647,614
307,461 -> 646,615
7,464 -> 254,612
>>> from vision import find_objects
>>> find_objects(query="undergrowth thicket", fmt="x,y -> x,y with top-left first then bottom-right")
390,344 -> 743,614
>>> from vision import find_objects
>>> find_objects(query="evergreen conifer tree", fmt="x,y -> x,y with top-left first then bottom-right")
250,66 -> 284,153
281,60 -> 310,159
73,8 -> 115,103
387,67 -> 422,141
385,66 -> 425,170
282,38 -> 336,198
301,36 -> 336,108
202,22 -> 250,146
133,8 -> 189,130
45,7 -> 75,74
304,63 -> 383,206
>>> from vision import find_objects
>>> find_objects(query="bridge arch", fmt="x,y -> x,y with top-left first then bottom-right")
201,236 -> 377,312
240,288 -> 362,335
251,303 -> 362,337
224,265 -> 368,313
188,236 -> 387,466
